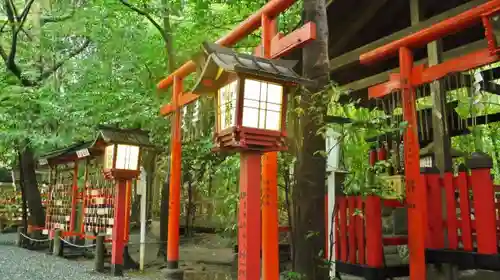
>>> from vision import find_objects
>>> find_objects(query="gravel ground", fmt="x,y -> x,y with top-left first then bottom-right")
0,245 -> 124,280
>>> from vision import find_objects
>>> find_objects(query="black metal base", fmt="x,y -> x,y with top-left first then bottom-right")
336,261 -> 409,280
163,267 -> 184,280
426,249 -> 500,271
167,260 -> 179,269
123,246 -> 139,270
111,264 -> 124,277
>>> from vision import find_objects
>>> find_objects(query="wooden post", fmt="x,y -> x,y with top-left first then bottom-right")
364,196 -> 383,267
95,234 -> 105,273
410,0 -> 455,277
261,12 -> 280,280
80,158 -> 89,234
69,161 -> 79,233
53,229 -> 63,257
139,167 -> 147,271
111,179 -> 127,276
239,152 -> 262,280
164,76 -> 184,280
466,153 -> 497,255
399,46 -> 427,280
124,180 -> 132,243
16,226 -> 24,247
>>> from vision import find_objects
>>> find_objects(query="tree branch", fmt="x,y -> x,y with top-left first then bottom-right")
41,8 -> 76,25
118,0 -> 168,43
7,0 -> 35,68
38,37 -> 91,82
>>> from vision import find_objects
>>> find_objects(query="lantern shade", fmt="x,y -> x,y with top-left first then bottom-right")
97,126 -> 156,179
191,42 -> 313,152
242,79 -> 283,131
104,144 -> 115,169
103,144 -> 140,171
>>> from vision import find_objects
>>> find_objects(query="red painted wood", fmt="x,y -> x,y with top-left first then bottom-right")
456,172 -> 473,251
399,47 -> 427,280
347,197 -> 357,264
268,22 -> 316,58
377,145 -> 387,161
335,203 -> 340,261
339,197 -> 348,262
261,15 -> 280,280
367,49 -> 497,100
359,0 -> 500,64
425,173 -> 444,249
369,149 -> 377,166
166,77 -> 183,265
469,168 -> 498,255
69,161 -> 79,233
365,196 -> 383,267
325,194 -> 329,259
443,172 -> 459,249
412,49 -> 498,87
157,0 -> 296,90
383,236 -> 408,246
368,74 -> 401,99
355,197 -> 365,265
111,179 -> 127,267
238,152 -> 262,280
383,199 -> 405,208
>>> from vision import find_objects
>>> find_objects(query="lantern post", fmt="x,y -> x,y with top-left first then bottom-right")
190,42 -> 313,280
102,142 -> 142,276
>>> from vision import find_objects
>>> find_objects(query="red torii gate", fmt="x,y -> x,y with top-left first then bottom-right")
155,1 -> 316,279
359,1 -> 500,279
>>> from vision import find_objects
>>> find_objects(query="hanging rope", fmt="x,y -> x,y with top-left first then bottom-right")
59,237 -> 97,249
19,232 -> 51,243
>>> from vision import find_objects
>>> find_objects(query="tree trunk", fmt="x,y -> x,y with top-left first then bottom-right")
293,0 -> 330,279
19,144 -> 45,227
185,180 -> 192,237
157,172 -> 170,259
161,0 -> 176,72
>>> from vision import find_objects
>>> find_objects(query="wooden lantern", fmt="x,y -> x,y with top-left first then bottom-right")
191,42 -> 313,152
97,126 -> 155,180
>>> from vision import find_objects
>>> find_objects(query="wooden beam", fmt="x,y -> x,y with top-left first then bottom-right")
340,39 -> 488,91
329,0 -> 489,72
329,0 -> 388,56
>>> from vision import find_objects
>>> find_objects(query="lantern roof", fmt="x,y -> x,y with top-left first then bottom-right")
419,142 -> 465,158
96,125 -> 156,148
191,42 -> 314,93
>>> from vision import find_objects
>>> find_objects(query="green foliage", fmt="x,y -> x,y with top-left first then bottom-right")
0,0 -> 304,234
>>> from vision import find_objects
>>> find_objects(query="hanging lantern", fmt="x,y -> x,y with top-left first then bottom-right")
191,42 -> 314,152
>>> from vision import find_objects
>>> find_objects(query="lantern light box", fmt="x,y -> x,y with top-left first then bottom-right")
98,126 -> 156,180
191,42 -> 313,152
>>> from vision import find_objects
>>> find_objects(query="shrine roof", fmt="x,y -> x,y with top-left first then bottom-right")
38,141 -> 94,166
326,0 -> 487,107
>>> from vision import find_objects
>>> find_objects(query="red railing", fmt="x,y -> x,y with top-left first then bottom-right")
424,164 -> 500,255
335,196 -> 408,267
